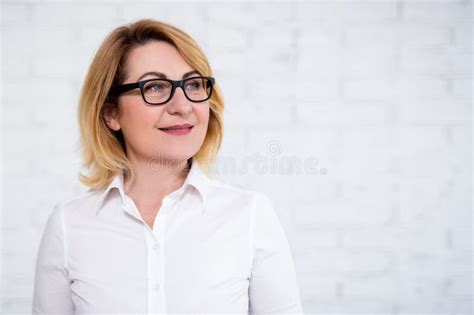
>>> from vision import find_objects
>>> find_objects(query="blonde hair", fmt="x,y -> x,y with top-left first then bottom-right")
77,19 -> 224,190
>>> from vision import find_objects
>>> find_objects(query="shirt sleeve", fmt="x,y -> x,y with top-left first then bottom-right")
32,203 -> 75,314
248,192 -> 304,314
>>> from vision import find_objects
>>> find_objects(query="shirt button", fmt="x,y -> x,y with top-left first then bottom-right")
152,242 -> 159,250
151,283 -> 160,290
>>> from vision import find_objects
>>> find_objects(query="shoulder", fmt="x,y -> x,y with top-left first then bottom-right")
40,189 -> 101,236
52,189 -> 104,217
206,177 -> 274,211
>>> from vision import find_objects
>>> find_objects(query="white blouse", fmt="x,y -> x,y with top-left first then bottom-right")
32,159 -> 303,314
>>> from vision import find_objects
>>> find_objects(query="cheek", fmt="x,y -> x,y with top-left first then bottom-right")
197,104 -> 210,126
119,102 -> 164,134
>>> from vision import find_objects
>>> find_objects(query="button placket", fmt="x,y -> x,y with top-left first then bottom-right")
146,192 -> 181,314
145,228 -> 161,313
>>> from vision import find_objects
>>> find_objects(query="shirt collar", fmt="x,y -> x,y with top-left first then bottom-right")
94,159 -> 210,215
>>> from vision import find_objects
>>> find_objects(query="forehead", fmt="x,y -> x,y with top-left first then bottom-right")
124,41 -> 194,80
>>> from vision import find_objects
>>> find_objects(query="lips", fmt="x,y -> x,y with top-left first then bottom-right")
158,124 -> 193,131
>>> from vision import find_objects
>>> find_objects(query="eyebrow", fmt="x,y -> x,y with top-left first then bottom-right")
137,70 -> 200,81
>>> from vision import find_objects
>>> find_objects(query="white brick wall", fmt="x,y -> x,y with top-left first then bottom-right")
1,0 -> 472,314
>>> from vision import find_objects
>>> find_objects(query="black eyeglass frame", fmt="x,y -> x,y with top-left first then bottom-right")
109,76 -> 215,105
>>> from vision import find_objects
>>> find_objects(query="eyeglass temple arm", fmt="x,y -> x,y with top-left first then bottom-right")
109,82 -> 140,96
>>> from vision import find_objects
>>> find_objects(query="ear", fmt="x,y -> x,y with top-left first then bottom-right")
102,103 -> 121,131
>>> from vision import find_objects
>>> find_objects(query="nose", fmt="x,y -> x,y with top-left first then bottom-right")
166,86 -> 192,115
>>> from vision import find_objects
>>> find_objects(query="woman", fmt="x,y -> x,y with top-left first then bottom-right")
32,19 -> 303,314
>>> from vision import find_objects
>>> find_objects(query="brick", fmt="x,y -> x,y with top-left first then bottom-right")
297,49 -> 342,77
2,52 -> 31,78
398,77 -> 449,100
437,183 -> 472,228
254,76 -> 297,101
246,127 -> 336,157
344,226 -> 448,253
250,2 -> 294,26
392,125 -> 447,155
452,52 -> 472,76
117,3 -> 172,24
402,0 -> 472,24
345,25 -> 398,50
222,100 -> 259,126
228,100 -> 294,126
76,26 -> 117,57
297,275 -> 338,299
4,77 -> 73,104
343,275 -> 399,299
1,3 -> 31,27
291,230 -> 339,252
342,180 -> 398,204
335,148 -> 394,179
451,78 -> 472,99
247,49 -> 296,74
2,296 -> 40,315
398,177 -> 471,228
31,3 -> 120,28
448,125 -> 472,148
217,128 -> 247,158
207,51 -> 247,74
214,76 -> 247,104
3,127 -> 34,157
2,27 -> 34,59
445,227 -> 472,251
0,269 -> 35,298
32,53 -> 90,78
295,1 -> 398,24
296,101 -> 392,126
207,25 -> 248,53
396,148 -> 454,179
2,203 -> 31,229
454,22 -> 473,51
166,6 -> 208,29
250,23 -> 296,50
396,252 -> 472,312
2,102 -> 34,132
302,296 -> 398,314
297,23 -> 343,50
400,47 -> 450,75
294,200 -> 393,228
294,249 -> 391,275
342,78 -> 397,101
399,23 -> 451,47
399,99 -> 471,123
342,45 -> 397,76
207,3 -> 261,29
343,228 -> 401,249
294,76 -> 339,102
286,175 -> 339,201
341,125 -> 394,148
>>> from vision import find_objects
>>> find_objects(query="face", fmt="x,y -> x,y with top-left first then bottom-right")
104,41 -> 210,168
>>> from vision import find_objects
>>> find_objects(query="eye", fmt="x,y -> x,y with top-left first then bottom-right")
185,79 -> 202,91
144,81 -> 168,94
147,83 -> 162,91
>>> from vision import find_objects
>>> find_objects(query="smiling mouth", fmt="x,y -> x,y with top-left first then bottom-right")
158,126 -> 193,131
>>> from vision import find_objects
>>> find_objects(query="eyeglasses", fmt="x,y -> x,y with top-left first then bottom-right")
109,76 -> 215,105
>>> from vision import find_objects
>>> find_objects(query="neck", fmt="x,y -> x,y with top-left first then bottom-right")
124,155 -> 191,207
